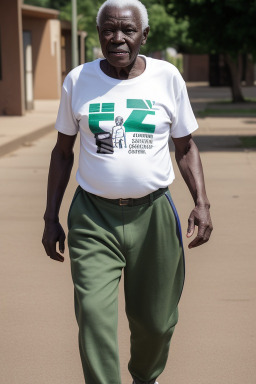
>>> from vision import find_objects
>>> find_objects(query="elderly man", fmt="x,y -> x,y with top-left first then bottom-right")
42,0 -> 213,383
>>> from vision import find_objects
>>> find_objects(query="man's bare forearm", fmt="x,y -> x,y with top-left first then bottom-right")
172,135 -> 213,248
44,149 -> 73,222
174,137 -> 210,208
44,132 -> 77,222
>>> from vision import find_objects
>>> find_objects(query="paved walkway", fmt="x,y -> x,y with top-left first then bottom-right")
0,84 -> 256,384
0,100 -> 59,156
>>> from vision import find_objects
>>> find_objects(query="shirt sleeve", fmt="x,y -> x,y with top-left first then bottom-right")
170,83 -> 198,138
55,78 -> 79,136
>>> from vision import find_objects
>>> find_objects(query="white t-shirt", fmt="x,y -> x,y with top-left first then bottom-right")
55,56 -> 198,198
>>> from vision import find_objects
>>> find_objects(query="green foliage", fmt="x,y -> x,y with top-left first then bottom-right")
23,0 -> 70,9
239,136 -> 256,148
165,0 -> 256,57
163,0 -> 256,103
142,4 -> 180,53
166,53 -> 183,73
23,0 -> 50,7
198,108 -> 256,117
140,0 -> 190,54
60,0 -> 103,61
48,0 -> 70,9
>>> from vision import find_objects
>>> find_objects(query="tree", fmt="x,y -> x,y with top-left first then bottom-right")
48,0 -> 70,9
23,0 -> 50,7
23,0 -> 70,9
164,0 -> 256,102
59,0 -> 103,61
141,3 -> 189,55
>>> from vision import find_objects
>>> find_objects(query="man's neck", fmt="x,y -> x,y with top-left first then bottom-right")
100,56 -> 146,80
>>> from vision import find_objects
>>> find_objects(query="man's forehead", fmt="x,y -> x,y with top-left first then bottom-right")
99,6 -> 140,25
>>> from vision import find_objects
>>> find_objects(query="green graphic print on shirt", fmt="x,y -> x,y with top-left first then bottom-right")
89,99 -> 156,154
88,99 -> 156,134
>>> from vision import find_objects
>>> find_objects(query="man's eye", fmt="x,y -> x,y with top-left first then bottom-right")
103,29 -> 113,35
125,29 -> 134,34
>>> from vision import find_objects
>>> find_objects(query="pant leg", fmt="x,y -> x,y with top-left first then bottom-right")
68,188 -> 126,384
123,191 -> 185,383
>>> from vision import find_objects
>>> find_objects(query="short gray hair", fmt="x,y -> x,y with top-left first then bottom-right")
96,0 -> 149,31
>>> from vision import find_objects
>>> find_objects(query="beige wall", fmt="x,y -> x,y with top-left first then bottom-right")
0,0 -> 24,115
61,30 -> 72,83
183,54 -> 209,82
23,17 -> 61,99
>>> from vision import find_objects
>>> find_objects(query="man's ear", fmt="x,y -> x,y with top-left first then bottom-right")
141,26 -> 150,46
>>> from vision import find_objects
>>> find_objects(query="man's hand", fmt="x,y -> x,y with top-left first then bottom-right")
42,221 -> 66,262
186,205 -> 213,248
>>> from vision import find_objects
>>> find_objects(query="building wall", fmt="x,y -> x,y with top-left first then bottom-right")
183,54 -> 209,82
22,17 -> 61,99
0,0 -> 24,115
61,30 -> 72,84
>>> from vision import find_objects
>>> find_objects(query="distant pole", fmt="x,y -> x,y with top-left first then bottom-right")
72,0 -> 78,68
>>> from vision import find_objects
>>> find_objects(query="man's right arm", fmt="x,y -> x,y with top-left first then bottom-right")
42,132 -> 77,262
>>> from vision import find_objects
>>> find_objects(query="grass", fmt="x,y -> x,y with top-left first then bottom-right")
197,98 -> 256,117
208,98 -> 256,104
239,136 -> 256,148
197,108 -> 256,117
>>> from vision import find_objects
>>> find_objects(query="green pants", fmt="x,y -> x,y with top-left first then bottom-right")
68,187 -> 185,384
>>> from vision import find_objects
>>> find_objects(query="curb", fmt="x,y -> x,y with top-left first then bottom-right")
0,124 -> 55,157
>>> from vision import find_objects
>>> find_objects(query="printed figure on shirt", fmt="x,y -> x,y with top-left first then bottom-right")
112,116 -> 127,149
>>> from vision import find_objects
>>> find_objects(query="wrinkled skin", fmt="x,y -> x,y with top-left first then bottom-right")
172,135 -> 213,248
97,6 -> 149,79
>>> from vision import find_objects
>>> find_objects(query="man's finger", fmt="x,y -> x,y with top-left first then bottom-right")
204,225 -> 213,242
50,252 -> 64,262
48,242 -> 64,262
188,235 -> 206,249
42,238 -> 52,257
48,241 -> 64,261
188,224 -> 212,248
186,216 -> 195,238
59,232 -> 66,254
43,239 -> 64,262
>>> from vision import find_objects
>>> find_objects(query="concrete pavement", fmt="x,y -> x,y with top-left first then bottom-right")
0,84 -> 256,384
0,100 -> 59,157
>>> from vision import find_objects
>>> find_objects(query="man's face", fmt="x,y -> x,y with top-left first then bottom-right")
115,116 -> 123,125
97,6 -> 149,69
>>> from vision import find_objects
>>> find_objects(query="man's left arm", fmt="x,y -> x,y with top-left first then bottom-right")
172,134 -> 213,248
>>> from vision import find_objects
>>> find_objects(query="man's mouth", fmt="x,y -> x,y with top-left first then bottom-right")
109,50 -> 129,56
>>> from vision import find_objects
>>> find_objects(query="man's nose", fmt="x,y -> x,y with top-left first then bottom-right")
112,30 -> 125,43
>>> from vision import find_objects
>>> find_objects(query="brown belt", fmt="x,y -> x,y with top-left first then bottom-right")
97,187 -> 168,207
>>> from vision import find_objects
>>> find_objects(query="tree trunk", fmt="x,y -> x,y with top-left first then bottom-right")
245,53 -> 254,86
224,54 -> 245,103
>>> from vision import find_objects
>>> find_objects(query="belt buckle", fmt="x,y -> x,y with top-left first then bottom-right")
119,198 -> 130,206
